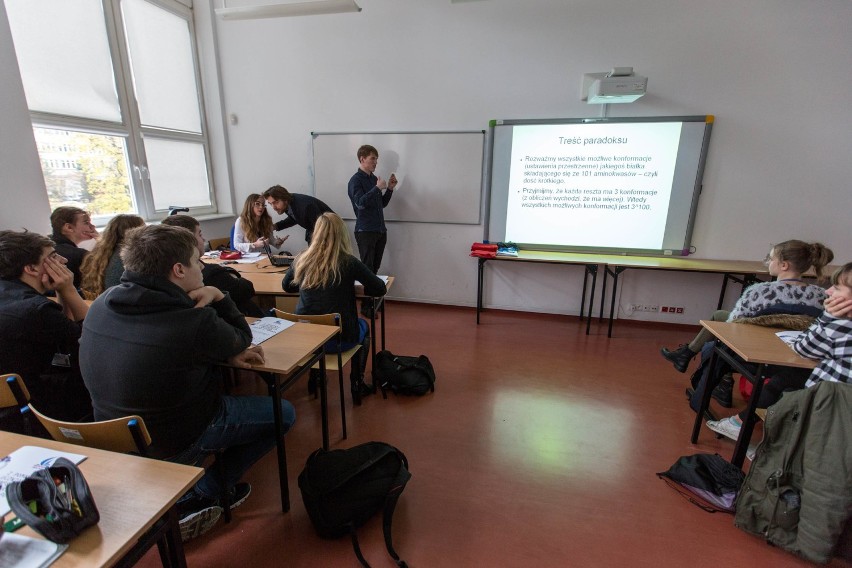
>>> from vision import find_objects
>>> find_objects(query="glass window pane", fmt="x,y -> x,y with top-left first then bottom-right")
122,0 -> 201,132
145,138 -> 211,210
34,127 -> 135,216
6,0 -> 121,122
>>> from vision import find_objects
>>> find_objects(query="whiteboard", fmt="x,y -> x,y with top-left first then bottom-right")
311,131 -> 485,224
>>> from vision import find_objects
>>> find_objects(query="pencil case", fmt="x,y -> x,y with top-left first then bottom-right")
6,457 -> 100,543
220,250 -> 242,260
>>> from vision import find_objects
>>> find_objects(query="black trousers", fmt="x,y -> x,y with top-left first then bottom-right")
354,231 -> 387,274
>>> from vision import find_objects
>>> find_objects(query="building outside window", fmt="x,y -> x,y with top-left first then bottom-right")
6,0 -> 216,223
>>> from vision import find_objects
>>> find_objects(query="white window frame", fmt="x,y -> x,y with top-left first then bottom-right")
24,0 -> 217,222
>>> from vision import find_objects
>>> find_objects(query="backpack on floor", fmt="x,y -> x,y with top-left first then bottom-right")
298,442 -> 411,568
375,350 -> 436,397
657,453 -> 745,513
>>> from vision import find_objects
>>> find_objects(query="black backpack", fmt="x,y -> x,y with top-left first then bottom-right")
298,442 -> 411,568
375,350 -> 436,397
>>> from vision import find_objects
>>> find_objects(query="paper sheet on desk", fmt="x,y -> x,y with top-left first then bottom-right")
355,275 -> 389,286
0,446 -> 87,517
250,317 -> 294,344
776,330 -> 804,348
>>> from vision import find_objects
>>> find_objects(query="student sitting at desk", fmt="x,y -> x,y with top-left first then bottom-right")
233,193 -> 287,253
79,214 -> 145,299
0,230 -> 92,431
661,240 -> 833,374
161,214 -> 264,317
79,224 -> 295,541
705,262 -> 852,442
49,206 -> 98,289
282,213 -> 386,404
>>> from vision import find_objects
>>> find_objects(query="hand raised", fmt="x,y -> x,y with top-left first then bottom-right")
188,286 -> 225,308
388,173 -> 398,190
228,345 -> 265,368
376,176 -> 388,190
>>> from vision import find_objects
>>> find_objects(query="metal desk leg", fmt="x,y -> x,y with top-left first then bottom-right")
607,267 -> 625,338
265,372 -> 289,513
380,297 -> 386,351
585,264 -> 598,335
369,299 -> 377,387
717,274 -> 730,310
163,506 -> 187,568
476,258 -> 485,324
731,363 -> 764,468
599,266 -> 609,321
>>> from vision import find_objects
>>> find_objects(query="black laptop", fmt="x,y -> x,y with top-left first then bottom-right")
263,243 -> 293,267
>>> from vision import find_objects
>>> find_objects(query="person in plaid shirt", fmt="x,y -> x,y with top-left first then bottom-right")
794,262 -> 852,387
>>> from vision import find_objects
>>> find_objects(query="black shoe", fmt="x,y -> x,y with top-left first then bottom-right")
711,374 -> 734,408
661,344 -> 696,373
307,369 -> 320,397
350,379 -> 375,406
685,388 -> 718,422
224,482 -> 251,510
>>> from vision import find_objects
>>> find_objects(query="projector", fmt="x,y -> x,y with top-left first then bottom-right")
582,69 -> 648,104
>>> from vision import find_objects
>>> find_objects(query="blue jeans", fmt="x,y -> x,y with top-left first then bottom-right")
167,395 -> 296,500
322,318 -> 370,382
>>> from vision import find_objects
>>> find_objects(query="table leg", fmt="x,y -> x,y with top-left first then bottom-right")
163,506 -> 187,568
607,267 -> 625,338
380,297 -> 386,351
265,372 -> 290,513
585,264 -> 598,335
476,258 -> 485,324
599,266 -> 608,321
731,363 -> 764,468
369,299 -> 377,387
717,274 -> 731,310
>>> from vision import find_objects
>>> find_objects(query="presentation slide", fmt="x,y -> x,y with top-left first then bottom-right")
487,117 -> 713,255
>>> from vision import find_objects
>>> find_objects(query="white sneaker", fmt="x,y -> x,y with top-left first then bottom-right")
746,444 -> 758,461
706,416 -> 742,442
180,505 -> 223,542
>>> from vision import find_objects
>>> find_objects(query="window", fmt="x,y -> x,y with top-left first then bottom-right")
6,0 -> 216,222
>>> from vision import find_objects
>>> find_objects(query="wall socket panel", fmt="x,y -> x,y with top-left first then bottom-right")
629,304 -> 659,312
661,306 -> 685,314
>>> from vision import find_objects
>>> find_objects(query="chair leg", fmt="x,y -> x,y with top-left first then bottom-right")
216,451 -> 231,523
338,353 -> 347,439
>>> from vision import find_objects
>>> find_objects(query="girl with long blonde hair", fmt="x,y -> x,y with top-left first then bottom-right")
79,214 -> 145,299
283,213 -> 386,403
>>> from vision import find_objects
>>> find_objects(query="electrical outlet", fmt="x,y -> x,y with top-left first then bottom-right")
676,307 -> 684,314
646,305 -> 659,312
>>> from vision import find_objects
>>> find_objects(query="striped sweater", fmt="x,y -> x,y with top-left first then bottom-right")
792,313 -> 852,387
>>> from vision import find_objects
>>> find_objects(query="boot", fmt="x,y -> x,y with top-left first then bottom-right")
711,373 -> 734,408
350,376 -> 376,406
660,344 -> 696,373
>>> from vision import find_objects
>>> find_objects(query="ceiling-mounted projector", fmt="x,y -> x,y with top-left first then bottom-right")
582,67 -> 647,104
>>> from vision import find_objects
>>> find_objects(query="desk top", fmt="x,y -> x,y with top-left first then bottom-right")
0,431 -> 202,568
245,319 -> 338,374
483,250 -> 770,274
700,320 -> 817,369
241,273 -> 395,297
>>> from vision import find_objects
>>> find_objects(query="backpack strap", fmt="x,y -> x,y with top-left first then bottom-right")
349,523 -> 372,568
381,457 -> 412,567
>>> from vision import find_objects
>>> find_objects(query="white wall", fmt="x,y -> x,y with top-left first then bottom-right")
0,2 -> 50,234
206,0 -> 852,323
3,0 -> 850,324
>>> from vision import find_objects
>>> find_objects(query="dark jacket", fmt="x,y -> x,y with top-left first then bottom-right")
734,381 -> 852,564
282,254 -> 386,343
201,261 -> 264,317
273,193 -> 333,243
0,279 -> 89,424
51,235 -> 87,289
79,272 -> 251,458
347,169 -> 393,233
